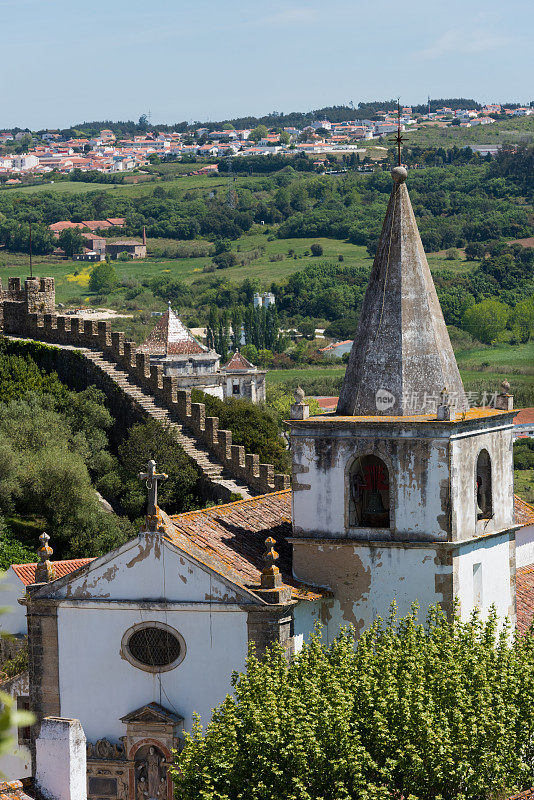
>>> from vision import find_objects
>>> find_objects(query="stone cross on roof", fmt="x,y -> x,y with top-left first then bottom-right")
138,460 -> 168,519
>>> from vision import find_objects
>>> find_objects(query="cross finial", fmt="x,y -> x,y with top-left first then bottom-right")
138,459 -> 168,521
389,98 -> 408,167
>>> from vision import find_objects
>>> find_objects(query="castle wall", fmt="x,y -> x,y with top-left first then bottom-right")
0,280 -> 289,497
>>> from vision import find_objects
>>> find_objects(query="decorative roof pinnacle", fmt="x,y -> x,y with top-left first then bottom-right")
35,532 -> 56,584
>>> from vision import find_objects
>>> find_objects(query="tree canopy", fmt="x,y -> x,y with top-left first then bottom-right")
174,605 -> 534,800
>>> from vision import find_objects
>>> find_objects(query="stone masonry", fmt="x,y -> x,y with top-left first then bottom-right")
0,277 -> 289,499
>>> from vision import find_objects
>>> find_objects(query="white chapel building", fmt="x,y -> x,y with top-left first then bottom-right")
3,166 -> 534,799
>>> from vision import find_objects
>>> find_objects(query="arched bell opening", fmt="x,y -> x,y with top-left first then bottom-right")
476,449 -> 493,521
349,454 -> 390,528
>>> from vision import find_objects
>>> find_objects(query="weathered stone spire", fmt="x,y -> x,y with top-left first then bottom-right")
337,166 -> 466,416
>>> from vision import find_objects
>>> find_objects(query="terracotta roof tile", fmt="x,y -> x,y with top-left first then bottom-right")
507,790 -> 534,799
515,495 -> 534,526
138,307 -> 207,356
168,490 -> 321,600
223,351 -> 256,371
12,558 -> 94,586
0,781 -> 33,800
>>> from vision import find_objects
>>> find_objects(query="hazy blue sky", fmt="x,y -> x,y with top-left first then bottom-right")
2,0 -> 532,129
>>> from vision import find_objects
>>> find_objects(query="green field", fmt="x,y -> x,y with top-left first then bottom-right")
456,341 -> 534,374
0,228 -> 470,306
515,469 -> 534,503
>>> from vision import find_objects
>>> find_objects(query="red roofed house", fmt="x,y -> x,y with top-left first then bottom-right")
137,306 -> 265,401
222,350 -> 266,402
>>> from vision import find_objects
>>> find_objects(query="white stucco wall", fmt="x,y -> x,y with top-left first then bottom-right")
291,427 -> 450,540
57,603 -> 248,742
516,524 -> 534,568
292,541 -> 448,641
455,532 -> 514,623
0,568 -> 27,635
47,536 -> 250,743
450,424 -> 514,542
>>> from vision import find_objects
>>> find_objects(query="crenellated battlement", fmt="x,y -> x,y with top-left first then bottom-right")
0,276 -> 288,498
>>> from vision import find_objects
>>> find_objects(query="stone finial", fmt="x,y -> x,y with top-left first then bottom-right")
290,386 -> 309,420
261,536 -> 282,589
138,459 -> 168,530
495,378 -> 514,411
35,533 -> 56,584
437,386 -> 454,421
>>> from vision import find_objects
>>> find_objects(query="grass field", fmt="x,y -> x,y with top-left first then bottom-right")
455,341 -> 534,374
515,469 -> 534,504
0,227 -> 470,305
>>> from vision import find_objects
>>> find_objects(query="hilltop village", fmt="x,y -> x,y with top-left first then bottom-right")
0,102 -> 532,179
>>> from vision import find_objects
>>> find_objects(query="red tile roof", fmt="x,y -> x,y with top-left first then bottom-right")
224,351 -> 256,371
106,217 -> 125,226
515,408 -> 534,424
517,566 -> 534,634
515,496 -> 534,526
138,308 -> 206,356
11,558 -> 94,586
507,791 -> 534,799
168,490 -> 321,600
0,781 -> 33,800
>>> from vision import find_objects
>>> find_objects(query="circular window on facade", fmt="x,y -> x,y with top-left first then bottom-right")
121,622 -> 185,673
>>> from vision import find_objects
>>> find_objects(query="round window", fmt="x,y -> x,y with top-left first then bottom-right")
121,623 -> 185,673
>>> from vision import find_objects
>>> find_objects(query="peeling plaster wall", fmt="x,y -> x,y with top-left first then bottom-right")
57,604 -> 248,742
50,537 -> 244,605
291,428 -> 450,540
516,524 -> 534,568
292,541 -> 450,638
450,425 -> 514,542
455,532 -> 515,624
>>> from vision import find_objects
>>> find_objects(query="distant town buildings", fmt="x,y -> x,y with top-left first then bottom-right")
0,103 -> 530,180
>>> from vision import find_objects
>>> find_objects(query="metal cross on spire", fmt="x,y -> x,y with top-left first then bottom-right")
138,459 -> 168,518
389,98 -> 408,166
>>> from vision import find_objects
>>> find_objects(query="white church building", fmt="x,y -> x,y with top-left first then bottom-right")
3,166 -> 534,799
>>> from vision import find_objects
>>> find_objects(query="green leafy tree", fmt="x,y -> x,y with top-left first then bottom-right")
58,227 -> 85,257
174,605 -> 534,800
462,299 -> 510,344
88,262 -> 118,293
249,125 -> 268,143
511,296 -> 534,343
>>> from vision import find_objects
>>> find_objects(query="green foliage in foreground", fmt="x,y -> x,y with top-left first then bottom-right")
173,606 -> 534,800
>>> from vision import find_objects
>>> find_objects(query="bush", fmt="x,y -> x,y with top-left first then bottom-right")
310,242 -> 323,257
191,390 -> 290,473
174,605 -> 534,800
88,262 -> 118,293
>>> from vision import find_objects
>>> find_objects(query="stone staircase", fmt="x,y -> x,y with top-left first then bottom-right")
83,351 -> 254,500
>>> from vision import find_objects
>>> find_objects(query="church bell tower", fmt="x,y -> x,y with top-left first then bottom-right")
289,167 -> 517,636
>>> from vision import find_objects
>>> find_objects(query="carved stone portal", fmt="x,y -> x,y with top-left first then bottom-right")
135,744 -> 166,800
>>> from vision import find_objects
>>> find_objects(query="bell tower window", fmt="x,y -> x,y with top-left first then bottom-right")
476,449 -> 493,520
349,454 -> 390,528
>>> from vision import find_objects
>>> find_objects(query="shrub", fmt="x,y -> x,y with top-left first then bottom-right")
310,243 -> 323,257
174,605 -> 534,800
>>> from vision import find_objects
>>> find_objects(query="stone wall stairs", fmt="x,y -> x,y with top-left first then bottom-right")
82,350 -> 253,500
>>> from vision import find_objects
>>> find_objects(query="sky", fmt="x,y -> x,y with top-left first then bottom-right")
2,0 -> 533,130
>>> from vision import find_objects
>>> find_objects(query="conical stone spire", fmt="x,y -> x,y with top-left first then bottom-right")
337,166 -> 466,416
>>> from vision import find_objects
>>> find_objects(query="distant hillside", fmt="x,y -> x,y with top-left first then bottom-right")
52,99 -> 487,138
